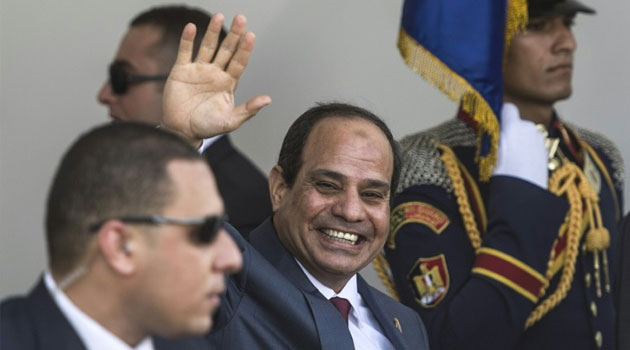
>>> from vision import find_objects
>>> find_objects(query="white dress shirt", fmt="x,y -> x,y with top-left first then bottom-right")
296,260 -> 395,350
44,271 -> 154,350
199,135 -> 222,154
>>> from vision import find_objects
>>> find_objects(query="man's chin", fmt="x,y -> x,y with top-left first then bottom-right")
317,258 -> 365,280
547,90 -> 572,104
164,318 -> 212,338
558,89 -> 572,102
549,83 -> 572,102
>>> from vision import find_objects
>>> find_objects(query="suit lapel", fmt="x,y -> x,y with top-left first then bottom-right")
249,219 -> 314,292
249,219 -> 354,350
357,276 -> 408,350
303,292 -> 355,350
27,278 -> 87,350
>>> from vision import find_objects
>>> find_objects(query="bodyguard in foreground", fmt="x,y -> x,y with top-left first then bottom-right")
1,123 -> 242,349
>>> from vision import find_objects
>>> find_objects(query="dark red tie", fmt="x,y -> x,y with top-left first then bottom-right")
330,297 -> 351,324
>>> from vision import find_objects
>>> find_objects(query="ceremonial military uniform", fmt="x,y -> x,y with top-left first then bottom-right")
383,112 -> 624,349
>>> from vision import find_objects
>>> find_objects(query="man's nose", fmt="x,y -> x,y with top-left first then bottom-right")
553,21 -> 577,54
97,80 -> 117,106
331,190 -> 366,223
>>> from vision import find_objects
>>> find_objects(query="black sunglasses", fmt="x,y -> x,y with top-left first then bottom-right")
89,214 -> 229,244
108,61 -> 168,95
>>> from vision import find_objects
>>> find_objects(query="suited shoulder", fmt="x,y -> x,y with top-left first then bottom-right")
1,293 -> 25,311
1,295 -> 37,349
397,118 -> 476,195
1,294 -> 31,325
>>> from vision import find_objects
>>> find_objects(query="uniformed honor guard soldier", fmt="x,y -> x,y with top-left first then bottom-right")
382,0 -> 624,349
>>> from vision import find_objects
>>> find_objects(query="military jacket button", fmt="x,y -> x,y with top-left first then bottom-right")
595,331 -> 603,348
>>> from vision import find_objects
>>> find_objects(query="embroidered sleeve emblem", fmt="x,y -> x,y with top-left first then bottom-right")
407,254 -> 450,308
388,202 -> 450,249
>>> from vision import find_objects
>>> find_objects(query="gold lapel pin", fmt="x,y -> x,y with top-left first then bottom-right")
394,317 -> 402,334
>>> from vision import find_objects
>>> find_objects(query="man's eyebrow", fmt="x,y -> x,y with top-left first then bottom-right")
309,169 -> 390,190
309,169 -> 344,181
364,179 -> 390,192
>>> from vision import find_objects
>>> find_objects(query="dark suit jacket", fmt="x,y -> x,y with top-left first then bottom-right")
209,219 -> 429,349
617,214 -> 630,350
0,279 -> 208,350
202,135 -> 271,236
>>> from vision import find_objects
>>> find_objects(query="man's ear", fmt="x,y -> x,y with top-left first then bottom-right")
269,165 -> 289,211
96,220 -> 138,276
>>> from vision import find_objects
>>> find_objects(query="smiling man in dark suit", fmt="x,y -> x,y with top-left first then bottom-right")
97,5 -> 271,236
160,12 -> 429,349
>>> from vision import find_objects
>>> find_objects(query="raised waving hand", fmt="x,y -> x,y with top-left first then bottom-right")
162,13 -> 271,144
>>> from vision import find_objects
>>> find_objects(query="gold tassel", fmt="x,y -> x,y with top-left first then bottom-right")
577,168 -> 610,298
585,227 -> 610,252
526,159 -> 612,328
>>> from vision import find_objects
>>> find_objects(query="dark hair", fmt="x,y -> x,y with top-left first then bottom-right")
130,5 -> 227,72
277,102 -> 401,205
46,123 -> 202,275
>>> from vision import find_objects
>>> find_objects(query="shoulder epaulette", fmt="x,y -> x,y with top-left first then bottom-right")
397,118 -> 476,195
566,123 -> 625,193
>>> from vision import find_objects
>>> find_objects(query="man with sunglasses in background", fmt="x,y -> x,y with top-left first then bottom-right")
98,5 -> 271,236
0,122 -> 242,349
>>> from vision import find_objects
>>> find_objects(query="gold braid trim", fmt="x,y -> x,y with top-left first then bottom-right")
439,145 -> 482,250
398,30 -> 498,181
461,93 -> 499,182
373,253 -> 400,301
525,162 -> 589,328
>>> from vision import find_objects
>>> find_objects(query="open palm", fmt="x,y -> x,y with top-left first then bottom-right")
162,14 -> 270,143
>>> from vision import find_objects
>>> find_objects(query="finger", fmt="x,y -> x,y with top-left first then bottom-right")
195,13 -> 224,63
231,95 -> 272,126
212,14 -> 247,69
226,32 -> 255,80
175,23 -> 197,65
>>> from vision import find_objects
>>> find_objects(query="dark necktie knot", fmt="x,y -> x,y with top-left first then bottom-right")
330,297 -> 351,324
